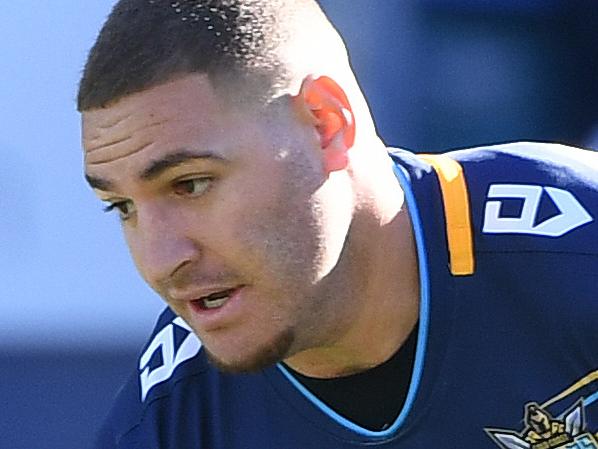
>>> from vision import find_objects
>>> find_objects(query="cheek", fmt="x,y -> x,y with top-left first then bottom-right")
229,182 -> 326,285
205,143 -> 327,283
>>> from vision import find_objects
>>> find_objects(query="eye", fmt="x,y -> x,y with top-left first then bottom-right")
172,177 -> 213,197
103,200 -> 136,221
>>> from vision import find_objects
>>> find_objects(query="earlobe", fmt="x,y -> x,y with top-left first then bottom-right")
296,75 -> 355,173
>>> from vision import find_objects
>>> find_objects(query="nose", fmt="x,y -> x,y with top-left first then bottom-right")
127,203 -> 201,288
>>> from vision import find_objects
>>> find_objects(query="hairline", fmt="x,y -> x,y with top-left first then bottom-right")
80,64 -> 292,112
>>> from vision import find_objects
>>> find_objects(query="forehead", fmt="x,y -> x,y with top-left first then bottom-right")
83,75 -> 220,148
82,74 -> 270,172
82,72 -> 271,133
81,73 -> 297,192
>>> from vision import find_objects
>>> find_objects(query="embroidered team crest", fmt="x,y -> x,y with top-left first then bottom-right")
486,401 -> 598,449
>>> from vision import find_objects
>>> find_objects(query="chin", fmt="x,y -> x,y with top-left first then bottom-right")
204,329 -> 295,374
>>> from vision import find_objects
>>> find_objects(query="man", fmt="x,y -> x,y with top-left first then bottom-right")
79,1 -> 598,448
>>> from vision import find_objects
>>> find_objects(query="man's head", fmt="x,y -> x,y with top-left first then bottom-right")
80,0 -> 409,376
78,0 -> 356,110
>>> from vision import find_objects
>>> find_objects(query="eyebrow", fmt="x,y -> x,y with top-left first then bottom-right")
85,174 -> 114,191
85,149 -> 225,192
140,150 -> 224,181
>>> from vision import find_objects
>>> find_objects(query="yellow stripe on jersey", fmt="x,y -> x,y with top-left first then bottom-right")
541,370 -> 598,409
419,154 -> 475,276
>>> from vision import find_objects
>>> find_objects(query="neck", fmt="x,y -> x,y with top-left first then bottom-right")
284,149 -> 420,378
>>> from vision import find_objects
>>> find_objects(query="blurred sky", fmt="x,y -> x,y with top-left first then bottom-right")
0,1 -> 164,350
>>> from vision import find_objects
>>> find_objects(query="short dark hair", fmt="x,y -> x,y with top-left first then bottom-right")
77,0 -> 334,111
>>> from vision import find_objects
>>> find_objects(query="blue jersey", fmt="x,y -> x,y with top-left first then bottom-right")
96,142 -> 598,449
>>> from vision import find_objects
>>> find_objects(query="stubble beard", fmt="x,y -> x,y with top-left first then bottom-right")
203,327 -> 296,374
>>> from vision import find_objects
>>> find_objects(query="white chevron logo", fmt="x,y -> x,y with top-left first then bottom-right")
483,184 -> 593,237
139,317 -> 202,401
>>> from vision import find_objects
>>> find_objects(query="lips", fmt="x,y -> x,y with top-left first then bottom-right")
169,285 -> 247,330
194,287 -> 238,310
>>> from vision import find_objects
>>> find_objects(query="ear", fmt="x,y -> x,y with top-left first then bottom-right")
295,75 -> 356,173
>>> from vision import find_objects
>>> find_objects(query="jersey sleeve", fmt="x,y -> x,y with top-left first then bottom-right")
93,371 -> 141,449
92,307 -> 206,448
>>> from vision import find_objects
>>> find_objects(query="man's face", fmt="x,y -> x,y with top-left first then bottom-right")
82,74 -> 353,372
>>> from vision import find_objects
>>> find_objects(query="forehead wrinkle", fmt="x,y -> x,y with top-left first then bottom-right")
86,119 -> 168,149
83,111 -> 134,144
96,111 -> 133,130
86,135 -> 133,154
86,141 -> 154,166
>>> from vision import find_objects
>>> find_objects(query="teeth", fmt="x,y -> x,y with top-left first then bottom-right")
202,295 -> 230,309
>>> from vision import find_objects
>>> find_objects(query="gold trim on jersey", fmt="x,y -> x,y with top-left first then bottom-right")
419,154 -> 475,276
541,370 -> 598,409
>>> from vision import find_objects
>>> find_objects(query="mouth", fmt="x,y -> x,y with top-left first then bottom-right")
193,287 -> 239,311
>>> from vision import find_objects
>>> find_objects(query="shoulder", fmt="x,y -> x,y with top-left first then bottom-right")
394,142 -> 598,253
448,141 -> 598,188
94,308 -> 210,448
392,140 -> 598,184
453,142 -> 597,250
